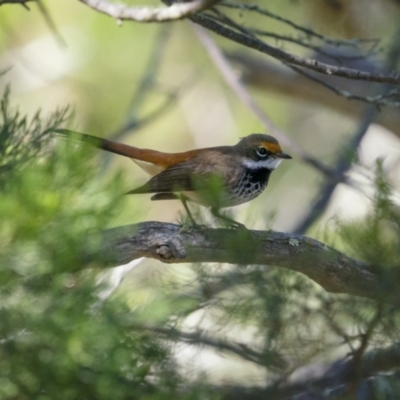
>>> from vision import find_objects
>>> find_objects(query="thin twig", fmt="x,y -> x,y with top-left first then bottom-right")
347,304 -> 384,395
205,9 -> 376,64
227,53 -> 400,138
36,0 -> 67,47
110,25 -> 173,141
133,324 -> 286,370
191,13 -> 400,85
206,9 -> 399,106
290,65 -> 400,107
293,107 -> 376,235
251,29 -> 372,64
111,92 -> 178,139
219,1 -> 374,49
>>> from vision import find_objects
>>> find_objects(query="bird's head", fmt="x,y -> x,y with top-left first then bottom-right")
236,134 -> 292,170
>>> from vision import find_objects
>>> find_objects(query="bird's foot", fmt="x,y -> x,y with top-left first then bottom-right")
228,220 -> 247,230
210,207 -> 247,230
178,213 -> 207,231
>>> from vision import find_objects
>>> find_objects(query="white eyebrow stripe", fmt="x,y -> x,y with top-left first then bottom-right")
242,158 -> 282,170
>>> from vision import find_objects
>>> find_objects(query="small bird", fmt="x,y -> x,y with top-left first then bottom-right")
54,129 -> 291,227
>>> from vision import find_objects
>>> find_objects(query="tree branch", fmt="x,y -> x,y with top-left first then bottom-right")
293,107 -> 375,234
132,324 -> 286,370
78,0 -> 400,85
99,222 -> 395,303
0,0 -> 33,8
111,25 -> 173,141
228,53 -> 400,139
191,13 -> 400,85
266,340 -> 400,400
36,0 -> 67,47
219,1 -> 369,49
79,0 -> 220,22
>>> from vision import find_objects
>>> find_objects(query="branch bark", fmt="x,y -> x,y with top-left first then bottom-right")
79,0 -> 220,22
100,222 -> 394,303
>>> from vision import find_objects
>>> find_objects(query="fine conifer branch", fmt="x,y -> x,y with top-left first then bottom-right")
99,222 -> 392,303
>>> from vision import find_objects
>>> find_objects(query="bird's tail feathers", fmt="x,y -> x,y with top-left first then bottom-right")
52,128 -> 143,159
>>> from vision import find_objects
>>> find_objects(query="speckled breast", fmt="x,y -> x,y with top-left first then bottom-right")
229,168 -> 272,206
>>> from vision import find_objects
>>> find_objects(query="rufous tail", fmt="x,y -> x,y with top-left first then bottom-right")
52,129 -> 195,168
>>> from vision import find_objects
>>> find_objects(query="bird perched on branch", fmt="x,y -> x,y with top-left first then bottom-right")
54,129 -> 291,227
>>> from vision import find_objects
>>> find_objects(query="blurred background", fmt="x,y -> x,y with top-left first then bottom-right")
1,0 -> 400,398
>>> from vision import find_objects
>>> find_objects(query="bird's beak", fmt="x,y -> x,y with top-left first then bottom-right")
277,152 -> 292,159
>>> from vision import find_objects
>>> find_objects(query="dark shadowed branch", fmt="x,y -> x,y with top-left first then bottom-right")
293,108 -> 375,235
289,64 -> 400,107
36,0 -> 67,47
110,25 -> 173,141
218,1 -> 372,49
131,324 -> 286,370
272,339 -> 400,399
98,222 -> 397,303
0,0 -> 33,7
190,13 -> 400,85
214,343 -> 400,399
229,53 -> 400,138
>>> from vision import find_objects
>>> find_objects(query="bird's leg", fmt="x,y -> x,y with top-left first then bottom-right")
180,195 -> 197,226
210,207 -> 246,229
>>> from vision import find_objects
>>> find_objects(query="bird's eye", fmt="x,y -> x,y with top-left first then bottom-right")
256,147 -> 269,157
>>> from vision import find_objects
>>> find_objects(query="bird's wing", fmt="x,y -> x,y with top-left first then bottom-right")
150,193 -> 179,201
126,162 -> 198,194
126,151 -> 230,195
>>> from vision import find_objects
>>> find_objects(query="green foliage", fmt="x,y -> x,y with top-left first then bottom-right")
0,88 -> 209,400
339,160 -> 400,271
0,86 -> 70,186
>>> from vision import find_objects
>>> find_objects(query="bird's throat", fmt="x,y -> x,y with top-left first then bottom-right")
242,158 -> 282,170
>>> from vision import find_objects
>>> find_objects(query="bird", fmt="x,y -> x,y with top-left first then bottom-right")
54,129 -> 292,227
